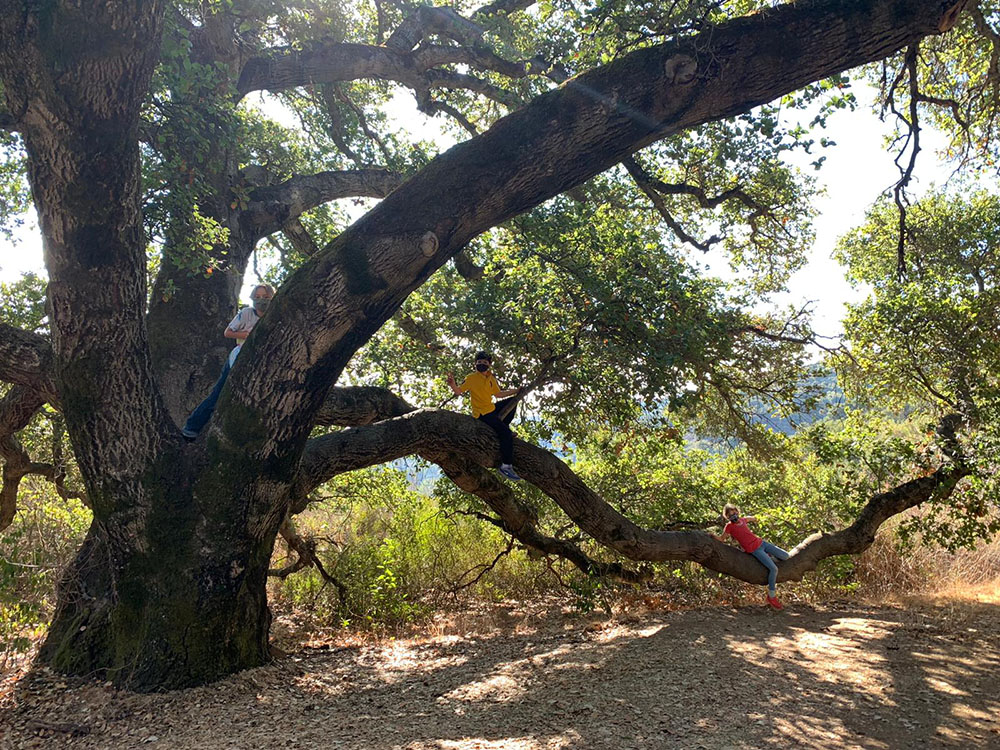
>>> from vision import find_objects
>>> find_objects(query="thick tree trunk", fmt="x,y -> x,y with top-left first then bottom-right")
0,2 -> 277,689
39,449 -> 275,690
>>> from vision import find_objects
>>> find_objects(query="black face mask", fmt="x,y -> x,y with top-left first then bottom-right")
475,363 -> 489,372
728,515 -> 739,523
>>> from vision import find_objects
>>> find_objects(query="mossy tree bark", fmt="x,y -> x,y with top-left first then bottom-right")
0,0 -> 971,690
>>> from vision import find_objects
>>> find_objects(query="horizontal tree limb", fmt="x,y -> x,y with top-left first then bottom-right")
237,39 -> 529,99
298,387 -> 968,587
238,2 -> 533,97
0,322 -> 58,402
303,389 -> 651,583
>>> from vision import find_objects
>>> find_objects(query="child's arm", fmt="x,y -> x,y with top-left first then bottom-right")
710,530 -> 729,542
224,309 -> 250,341
447,372 -> 466,395
743,515 -> 758,523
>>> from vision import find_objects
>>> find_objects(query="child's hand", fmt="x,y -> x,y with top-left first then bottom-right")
446,372 -> 456,387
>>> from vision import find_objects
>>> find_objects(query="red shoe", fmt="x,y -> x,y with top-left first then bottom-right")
766,595 -> 784,610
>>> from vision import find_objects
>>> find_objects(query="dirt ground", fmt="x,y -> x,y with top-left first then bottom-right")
2,589 -> 1000,750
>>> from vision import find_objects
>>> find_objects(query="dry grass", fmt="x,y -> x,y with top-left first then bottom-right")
854,530 -> 1000,600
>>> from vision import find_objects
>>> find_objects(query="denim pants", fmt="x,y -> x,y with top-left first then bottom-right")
751,541 -> 790,594
477,396 -> 517,465
183,358 -> 231,436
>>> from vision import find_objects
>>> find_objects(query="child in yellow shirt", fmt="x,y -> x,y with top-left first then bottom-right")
447,351 -> 523,480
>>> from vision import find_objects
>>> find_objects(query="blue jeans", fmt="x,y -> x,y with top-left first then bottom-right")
183,358 -> 231,436
477,396 -> 517,465
751,541 -> 790,595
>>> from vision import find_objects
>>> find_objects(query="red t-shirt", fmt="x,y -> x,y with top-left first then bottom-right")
725,518 -> 763,553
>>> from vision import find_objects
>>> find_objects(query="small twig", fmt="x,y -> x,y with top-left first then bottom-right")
449,539 -> 514,594
268,519 -> 348,606
889,45 -> 922,280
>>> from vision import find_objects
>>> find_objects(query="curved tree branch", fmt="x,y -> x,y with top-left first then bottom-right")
309,389 -> 652,580
235,1 -> 535,108
625,155 -> 767,212
623,154 -> 770,252
313,385 -> 414,426
0,322 -> 58,402
237,40 -> 529,100
385,5 -> 489,52
280,217 -> 321,257
297,387 -> 969,588
625,156 -> 720,251
0,386 -> 84,530
428,449 -> 652,584
244,168 -> 403,240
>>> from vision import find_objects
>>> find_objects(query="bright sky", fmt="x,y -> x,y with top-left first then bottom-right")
770,87 -> 953,338
0,84 -> 956,339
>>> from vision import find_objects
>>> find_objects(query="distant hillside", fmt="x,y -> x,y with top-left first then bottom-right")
763,368 -> 846,436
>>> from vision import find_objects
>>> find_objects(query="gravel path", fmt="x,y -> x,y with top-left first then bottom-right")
2,596 -> 999,749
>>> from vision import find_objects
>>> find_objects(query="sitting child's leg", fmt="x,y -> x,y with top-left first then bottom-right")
478,411 -> 515,465
751,545 -> 780,595
494,396 -> 518,426
759,541 -> 790,562
183,359 -> 231,438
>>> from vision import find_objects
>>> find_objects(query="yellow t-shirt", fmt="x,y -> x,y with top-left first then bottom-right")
459,371 -> 500,417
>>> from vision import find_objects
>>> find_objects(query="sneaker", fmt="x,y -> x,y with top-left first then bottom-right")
766,594 -> 784,610
498,464 -> 522,481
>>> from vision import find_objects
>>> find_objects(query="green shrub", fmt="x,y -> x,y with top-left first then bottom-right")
1,480 -> 91,672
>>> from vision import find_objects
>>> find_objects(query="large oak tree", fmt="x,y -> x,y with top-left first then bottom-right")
0,0 -> 979,689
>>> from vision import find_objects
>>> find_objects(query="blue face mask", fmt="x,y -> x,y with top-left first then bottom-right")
728,515 -> 739,523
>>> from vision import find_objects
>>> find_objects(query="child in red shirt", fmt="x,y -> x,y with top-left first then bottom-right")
711,503 -> 789,610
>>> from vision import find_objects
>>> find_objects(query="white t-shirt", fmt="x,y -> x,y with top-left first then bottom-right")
226,306 -> 260,366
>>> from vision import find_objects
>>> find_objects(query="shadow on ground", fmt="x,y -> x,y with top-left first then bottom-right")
2,597 -> 999,749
